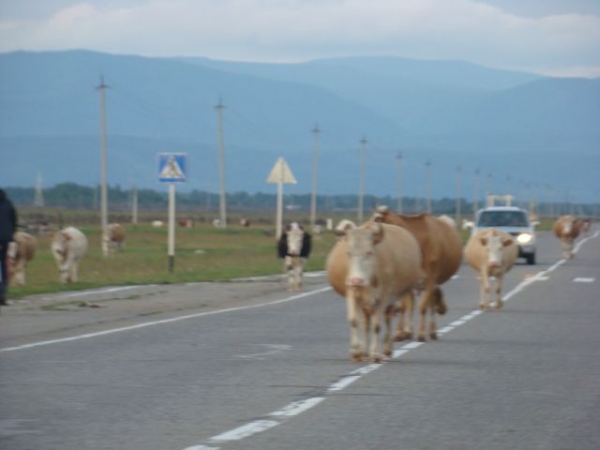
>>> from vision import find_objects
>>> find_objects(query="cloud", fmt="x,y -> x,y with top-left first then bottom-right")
0,0 -> 599,76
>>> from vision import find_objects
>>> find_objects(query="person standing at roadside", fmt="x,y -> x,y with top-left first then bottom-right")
0,189 -> 18,305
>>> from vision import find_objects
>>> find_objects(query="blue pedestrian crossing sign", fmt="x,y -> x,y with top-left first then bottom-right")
158,153 -> 187,183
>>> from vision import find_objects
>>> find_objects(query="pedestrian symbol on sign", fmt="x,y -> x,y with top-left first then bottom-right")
158,153 -> 187,183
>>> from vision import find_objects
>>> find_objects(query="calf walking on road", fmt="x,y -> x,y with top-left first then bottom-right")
277,222 -> 312,291
465,229 -> 518,310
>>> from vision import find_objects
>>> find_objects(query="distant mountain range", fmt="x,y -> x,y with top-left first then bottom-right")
1,50 -> 598,203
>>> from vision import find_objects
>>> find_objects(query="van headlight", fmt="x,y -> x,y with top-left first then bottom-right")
517,233 -> 533,244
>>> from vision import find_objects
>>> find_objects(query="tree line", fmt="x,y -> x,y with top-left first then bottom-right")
5,183 -> 597,217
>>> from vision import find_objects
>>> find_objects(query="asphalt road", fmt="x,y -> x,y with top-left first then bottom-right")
1,229 -> 599,450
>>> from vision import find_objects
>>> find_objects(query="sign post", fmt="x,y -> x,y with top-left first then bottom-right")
266,157 -> 297,239
158,153 -> 187,272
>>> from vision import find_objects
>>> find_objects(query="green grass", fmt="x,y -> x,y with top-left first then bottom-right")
8,223 -> 338,299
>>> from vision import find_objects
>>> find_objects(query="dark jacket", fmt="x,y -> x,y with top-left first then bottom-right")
0,189 -> 17,241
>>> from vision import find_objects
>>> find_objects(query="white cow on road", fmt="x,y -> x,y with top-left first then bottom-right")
51,227 -> 88,284
465,229 -> 518,310
277,222 -> 312,291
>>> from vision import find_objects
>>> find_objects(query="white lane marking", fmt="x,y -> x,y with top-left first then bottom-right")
328,375 -> 361,392
0,286 -> 333,353
234,344 -> 292,360
573,277 -> 595,283
437,326 -> 454,335
450,320 -> 466,327
183,446 -> 220,450
210,420 -> 279,442
270,397 -> 325,417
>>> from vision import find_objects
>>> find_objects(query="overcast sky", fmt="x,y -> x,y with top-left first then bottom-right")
1,0 -> 599,77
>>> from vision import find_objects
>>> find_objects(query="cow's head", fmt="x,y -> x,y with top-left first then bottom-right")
342,222 -> 384,288
479,232 -> 513,271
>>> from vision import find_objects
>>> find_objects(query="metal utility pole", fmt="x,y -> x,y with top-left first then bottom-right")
310,124 -> 321,229
487,173 -> 493,206
131,186 -> 138,225
358,136 -> 367,223
474,168 -> 480,214
33,173 -> 44,207
425,159 -> 432,214
455,165 -> 462,225
397,151 -> 403,213
215,98 -> 227,229
97,75 -> 109,256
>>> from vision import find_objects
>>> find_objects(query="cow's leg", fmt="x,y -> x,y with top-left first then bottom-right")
284,257 -> 294,291
369,306 -> 385,363
383,304 -> 395,358
346,295 -> 363,361
494,275 -> 504,310
70,260 -> 78,283
417,282 -> 434,342
360,308 -> 371,361
479,271 -> 491,310
15,260 -> 26,286
394,291 -> 414,341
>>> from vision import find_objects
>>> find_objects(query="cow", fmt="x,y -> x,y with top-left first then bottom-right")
151,220 -> 164,228
7,231 -> 36,286
372,206 -> 463,342
464,229 -> 518,310
51,227 -> 88,284
102,223 -> 126,255
326,220 -> 422,362
239,218 -> 251,227
277,222 -> 312,291
553,215 -> 582,259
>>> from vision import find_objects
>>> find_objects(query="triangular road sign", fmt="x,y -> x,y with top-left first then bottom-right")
267,157 -> 297,184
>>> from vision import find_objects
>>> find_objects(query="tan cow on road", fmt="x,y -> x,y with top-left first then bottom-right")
553,215 -> 582,259
7,231 -> 36,286
373,206 -> 463,342
102,223 -> 126,255
51,227 -> 88,284
465,229 -> 518,310
326,220 -> 422,362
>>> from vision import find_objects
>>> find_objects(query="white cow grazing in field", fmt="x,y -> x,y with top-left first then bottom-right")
326,220 -> 422,362
51,227 -> 88,284
464,229 -> 518,310
102,223 -> 126,255
7,231 -> 37,286
277,222 -> 312,291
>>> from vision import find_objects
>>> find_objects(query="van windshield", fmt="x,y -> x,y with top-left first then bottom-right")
477,211 -> 528,227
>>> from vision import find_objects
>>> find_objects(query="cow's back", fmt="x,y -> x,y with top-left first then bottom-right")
376,212 -> 462,284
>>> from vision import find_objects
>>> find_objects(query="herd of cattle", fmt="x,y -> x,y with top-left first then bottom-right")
5,211 -> 592,361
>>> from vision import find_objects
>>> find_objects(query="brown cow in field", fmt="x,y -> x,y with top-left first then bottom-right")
7,231 -> 37,286
553,215 -> 582,259
102,223 -> 126,255
373,206 -> 463,342
51,226 -> 88,284
464,229 -> 518,310
326,220 -> 422,362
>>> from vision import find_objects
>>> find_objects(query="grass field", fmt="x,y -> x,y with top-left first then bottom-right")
7,222 -> 340,298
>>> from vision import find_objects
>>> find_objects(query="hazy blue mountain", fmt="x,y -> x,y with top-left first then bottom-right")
1,50 -> 598,203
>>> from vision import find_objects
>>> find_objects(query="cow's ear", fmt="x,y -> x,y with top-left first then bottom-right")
502,238 -> 513,247
479,237 -> 488,246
